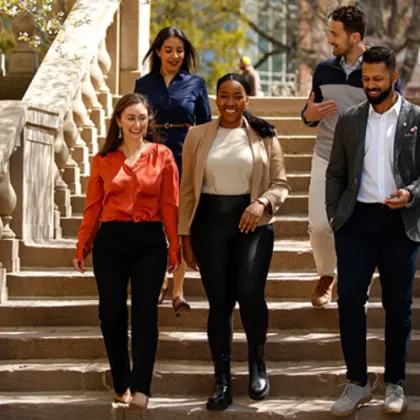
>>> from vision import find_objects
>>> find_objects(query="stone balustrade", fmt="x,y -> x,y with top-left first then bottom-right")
0,101 -> 26,300
0,0 -> 150,274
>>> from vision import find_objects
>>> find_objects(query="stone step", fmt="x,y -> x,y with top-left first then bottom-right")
6,270 -> 420,300
61,214 -> 309,240
287,172 -> 310,192
0,298 -> 419,330
284,154 -> 312,172
1,359 -> 419,397
1,328 -> 420,363
265,118 -> 318,137
1,392 -> 418,420
279,136 -> 315,154
19,239 -> 315,271
277,193 -> 308,215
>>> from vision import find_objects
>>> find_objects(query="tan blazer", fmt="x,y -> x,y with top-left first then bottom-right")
178,118 -> 290,235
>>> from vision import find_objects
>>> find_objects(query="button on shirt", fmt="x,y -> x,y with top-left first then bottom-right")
358,94 -> 402,203
74,144 -> 181,264
134,71 -> 212,171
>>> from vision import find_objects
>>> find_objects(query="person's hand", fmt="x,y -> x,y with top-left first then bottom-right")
384,189 -> 412,209
303,92 -> 338,122
239,201 -> 265,233
168,264 -> 180,274
72,258 -> 86,274
182,236 -> 198,271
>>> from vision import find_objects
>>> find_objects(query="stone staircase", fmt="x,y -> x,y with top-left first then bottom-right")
0,97 -> 419,420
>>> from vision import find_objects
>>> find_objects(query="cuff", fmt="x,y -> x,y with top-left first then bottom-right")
168,248 -> 181,266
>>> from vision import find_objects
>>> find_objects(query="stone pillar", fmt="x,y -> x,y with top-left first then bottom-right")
106,10 -> 121,96
8,13 -> 39,75
119,0 -> 151,93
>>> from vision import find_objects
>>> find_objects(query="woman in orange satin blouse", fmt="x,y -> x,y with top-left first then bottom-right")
72,93 -> 180,412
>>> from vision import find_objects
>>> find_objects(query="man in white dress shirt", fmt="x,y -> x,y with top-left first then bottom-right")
326,46 -> 420,417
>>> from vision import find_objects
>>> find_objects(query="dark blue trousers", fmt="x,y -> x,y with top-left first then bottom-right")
334,202 -> 419,386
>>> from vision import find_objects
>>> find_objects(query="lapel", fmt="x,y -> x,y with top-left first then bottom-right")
244,118 -> 265,199
394,97 -> 413,176
353,102 -> 369,178
194,119 -> 219,197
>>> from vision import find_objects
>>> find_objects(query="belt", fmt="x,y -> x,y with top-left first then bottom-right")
152,123 -> 192,129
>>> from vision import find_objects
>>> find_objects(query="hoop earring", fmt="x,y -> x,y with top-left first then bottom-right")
118,126 -> 122,139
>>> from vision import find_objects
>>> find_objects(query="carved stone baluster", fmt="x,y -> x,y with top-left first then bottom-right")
0,159 -> 20,273
106,9 -> 120,97
66,108 -> 89,177
72,87 -> 98,156
0,161 -> 17,239
83,66 -> 106,144
90,56 -> 107,149
52,163 -> 63,239
97,38 -> 113,116
62,110 -> 82,195
54,127 -> 72,219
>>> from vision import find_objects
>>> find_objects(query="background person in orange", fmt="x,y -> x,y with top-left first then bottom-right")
239,56 -> 263,97
72,93 -> 180,413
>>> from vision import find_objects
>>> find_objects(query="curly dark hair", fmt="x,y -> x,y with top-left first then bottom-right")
363,46 -> 396,72
329,5 -> 366,40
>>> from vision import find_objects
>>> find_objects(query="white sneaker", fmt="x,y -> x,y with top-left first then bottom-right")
330,382 -> 372,417
384,383 -> 407,414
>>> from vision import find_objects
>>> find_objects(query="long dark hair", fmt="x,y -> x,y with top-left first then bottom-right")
216,73 -> 276,139
99,93 -> 157,156
143,26 -> 199,74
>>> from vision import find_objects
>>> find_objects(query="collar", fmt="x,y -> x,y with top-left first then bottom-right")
368,93 -> 402,117
151,69 -> 189,80
340,55 -> 363,70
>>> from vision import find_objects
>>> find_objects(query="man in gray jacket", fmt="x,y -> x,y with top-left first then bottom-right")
326,46 -> 420,417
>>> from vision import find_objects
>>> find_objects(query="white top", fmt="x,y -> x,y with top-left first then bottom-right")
201,127 -> 253,195
357,94 -> 402,203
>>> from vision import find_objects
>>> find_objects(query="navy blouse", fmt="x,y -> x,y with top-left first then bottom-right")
134,70 -> 212,172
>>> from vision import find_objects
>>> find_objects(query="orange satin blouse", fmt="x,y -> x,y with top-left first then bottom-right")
74,143 -> 181,265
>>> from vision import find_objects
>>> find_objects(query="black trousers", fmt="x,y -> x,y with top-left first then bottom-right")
191,194 -> 274,360
334,202 -> 420,385
92,221 -> 167,396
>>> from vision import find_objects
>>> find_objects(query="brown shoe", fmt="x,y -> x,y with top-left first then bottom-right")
172,295 -> 191,317
311,275 -> 335,308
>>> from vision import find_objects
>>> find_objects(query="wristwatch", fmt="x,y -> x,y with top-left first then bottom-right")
255,197 -> 269,208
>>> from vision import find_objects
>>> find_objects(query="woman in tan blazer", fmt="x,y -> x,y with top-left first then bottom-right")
179,73 -> 290,410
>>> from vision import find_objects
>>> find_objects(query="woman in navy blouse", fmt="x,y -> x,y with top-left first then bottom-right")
134,26 -> 212,316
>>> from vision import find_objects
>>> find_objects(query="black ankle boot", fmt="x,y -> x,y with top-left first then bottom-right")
206,356 -> 232,411
248,344 -> 269,400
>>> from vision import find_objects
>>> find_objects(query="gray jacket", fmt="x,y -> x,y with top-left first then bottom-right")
326,97 -> 420,242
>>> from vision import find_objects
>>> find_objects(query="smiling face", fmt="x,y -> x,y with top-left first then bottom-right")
328,19 -> 358,57
216,79 -> 249,128
116,103 -> 149,142
157,36 -> 185,75
362,61 -> 397,105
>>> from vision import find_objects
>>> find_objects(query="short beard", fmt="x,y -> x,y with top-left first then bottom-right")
365,83 -> 393,105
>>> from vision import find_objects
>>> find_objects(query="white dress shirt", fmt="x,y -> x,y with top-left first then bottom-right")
357,94 -> 402,203
202,127 -> 253,195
